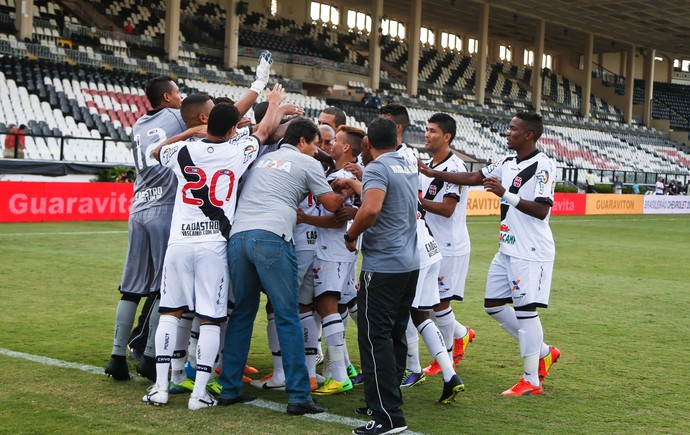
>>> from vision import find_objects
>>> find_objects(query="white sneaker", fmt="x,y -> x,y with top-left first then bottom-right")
142,384 -> 168,406
250,375 -> 286,390
188,392 -> 218,410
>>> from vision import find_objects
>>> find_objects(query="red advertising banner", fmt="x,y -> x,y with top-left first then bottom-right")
551,193 -> 587,215
0,181 -> 133,222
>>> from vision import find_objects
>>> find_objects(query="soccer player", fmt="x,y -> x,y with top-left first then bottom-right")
297,125 -> 365,396
419,111 -> 561,396
418,113 -> 475,376
141,84 -> 286,409
318,106 -> 346,131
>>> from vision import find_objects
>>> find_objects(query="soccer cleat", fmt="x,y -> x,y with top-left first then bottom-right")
286,401 -> 327,415
244,364 -> 259,375
501,378 -> 543,396
438,374 -> 465,404
312,377 -> 353,395
452,327 -> 476,364
136,359 -> 156,382
250,374 -> 286,390
242,375 -> 252,383
347,364 -> 359,379
169,378 -> 195,394
128,346 -> 144,362
352,420 -> 407,435
422,359 -> 442,375
188,392 -> 218,410
105,356 -> 131,381
538,346 -> 561,380
206,378 -> 223,396
351,373 -> 365,385
142,384 -> 168,405
400,369 -> 426,388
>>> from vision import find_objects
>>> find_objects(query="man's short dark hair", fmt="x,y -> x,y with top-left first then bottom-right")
321,106 -> 346,128
379,103 -> 409,133
213,96 -> 235,105
253,101 -> 269,124
181,93 -> 211,126
367,118 -> 397,150
284,118 -> 320,146
428,113 -> 456,143
145,75 -> 175,108
337,125 -> 365,157
515,111 -> 543,141
207,103 -> 240,137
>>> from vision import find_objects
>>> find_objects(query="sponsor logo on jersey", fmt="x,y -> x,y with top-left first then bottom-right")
255,158 -> 292,173
390,164 -> 417,174
513,176 -> 522,188
499,223 -> 516,245
437,275 -> 446,287
511,279 -> 521,292
161,145 -> 179,166
134,186 -> 164,202
312,266 -> 322,285
181,220 -> 220,236
425,239 -> 440,257
306,230 -> 317,244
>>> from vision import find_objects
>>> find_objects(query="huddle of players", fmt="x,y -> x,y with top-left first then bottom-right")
105,49 -> 561,413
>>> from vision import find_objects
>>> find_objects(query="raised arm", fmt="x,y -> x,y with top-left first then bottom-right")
419,159 -> 485,186
252,83 -> 286,144
233,50 -> 273,117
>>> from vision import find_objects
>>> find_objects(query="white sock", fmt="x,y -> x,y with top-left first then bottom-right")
348,303 -> 358,324
340,310 -> 352,369
112,299 -> 138,356
485,305 -> 520,340
192,323 -> 220,397
517,312 -> 543,387
418,319 -> 455,382
322,313 -> 346,382
453,320 -> 468,340
405,318 -> 421,372
435,307 -> 456,360
171,316 -> 192,384
301,311 -> 319,379
267,313 -> 285,383
539,343 -> 551,358
154,315 -> 178,389
144,298 -> 161,358
187,316 -> 200,369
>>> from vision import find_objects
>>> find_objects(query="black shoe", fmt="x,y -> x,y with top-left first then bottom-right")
286,401 -> 327,415
105,355 -> 131,381
355,407 -> 373,416
217,394 -> 257,406
128,346 -> 144,362
439,373 -> 465,404
352,420 -> 407,435
136,357 -> 156,382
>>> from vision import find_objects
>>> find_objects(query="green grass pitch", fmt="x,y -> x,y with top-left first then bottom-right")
1,214 -> 688,434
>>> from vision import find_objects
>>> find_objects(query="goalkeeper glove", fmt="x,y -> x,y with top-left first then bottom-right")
250,50 -> 273,94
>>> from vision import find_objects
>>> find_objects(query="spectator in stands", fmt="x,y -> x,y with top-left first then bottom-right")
613,176 -> 623,194
655,177 -> 665,195
3,124 -> 26,159
632,179 -> 640,194
3,124 -> 17,158
585,170 -> 596,193
371,92 -> 382,109
668,179 -> 680,195
318,106 -> 346,131
124,21 -> 134,35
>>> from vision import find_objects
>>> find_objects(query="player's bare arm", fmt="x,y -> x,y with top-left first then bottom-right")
483,176 -> 551,220
344,187 -> 385,252
252,83 -> 286,144
419,159 -> 484,186
420,195 -> 457,218
151,124 -> 206,161
297,208 -> 342,228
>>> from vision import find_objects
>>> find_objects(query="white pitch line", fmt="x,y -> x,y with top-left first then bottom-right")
0,231 -> 128,237
0,347 -> 424,435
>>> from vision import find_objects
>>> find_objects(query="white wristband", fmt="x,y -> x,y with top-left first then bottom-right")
250,80 -> 266,94
502,191 -> 520,207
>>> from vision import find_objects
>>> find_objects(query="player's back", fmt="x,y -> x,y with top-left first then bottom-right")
130,108 -> 186,213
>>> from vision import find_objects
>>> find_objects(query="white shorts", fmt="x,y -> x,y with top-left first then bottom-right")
306,259 -> 356,305
160,242 -> 229,321
485,252 -> 553,308
412,261 -> 441,310
437,254 -> 470,301
297,249 -> 316,306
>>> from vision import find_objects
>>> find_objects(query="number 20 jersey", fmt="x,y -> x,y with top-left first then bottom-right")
159,135 -> 260,245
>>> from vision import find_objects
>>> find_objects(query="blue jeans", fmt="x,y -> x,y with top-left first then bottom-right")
218,230 -> 312,404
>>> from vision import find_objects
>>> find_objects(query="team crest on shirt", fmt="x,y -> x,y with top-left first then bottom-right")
513,177 -> 522,188
428,185 -> 437,195
243,145 -> 256,163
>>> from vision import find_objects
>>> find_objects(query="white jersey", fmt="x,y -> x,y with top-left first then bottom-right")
419,152 -> 470,256
294,194 -> 319,252
481,150 -> 556,261
396,143 -> 419,167
416,204 -> 442,268
230,125 -> 252,145
315,168 -> 357,262
160,134 -> 260,245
